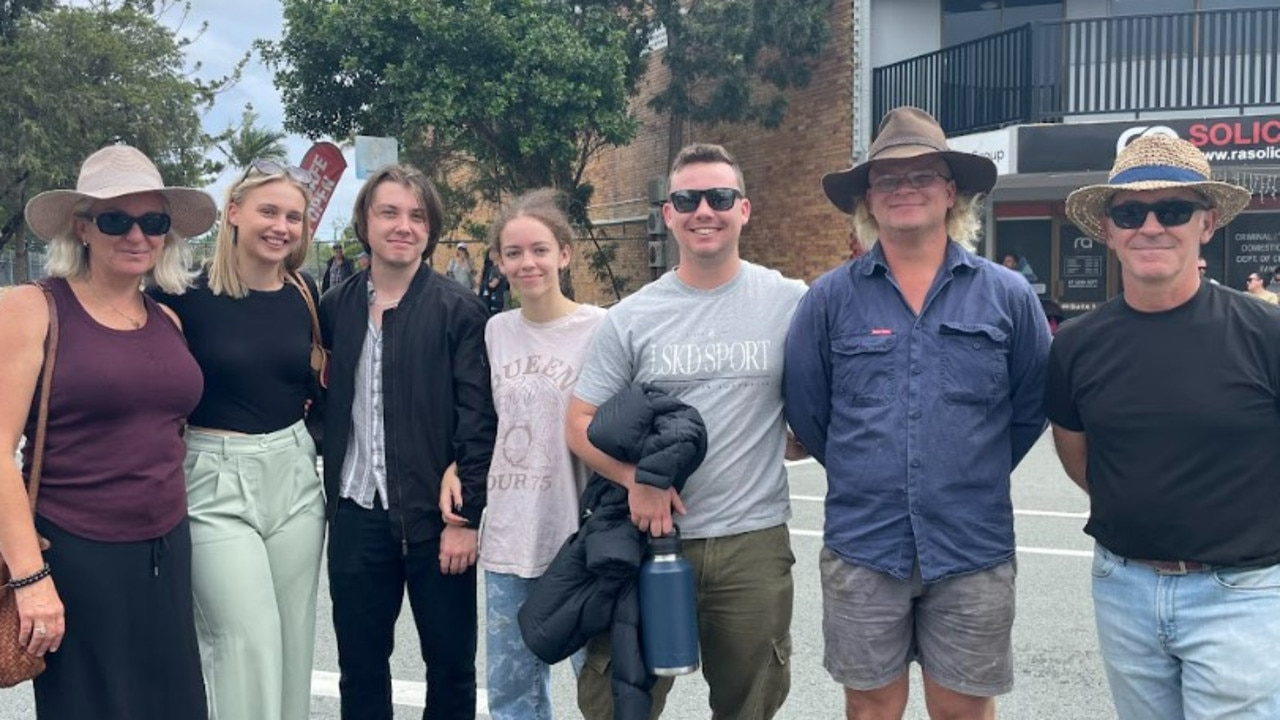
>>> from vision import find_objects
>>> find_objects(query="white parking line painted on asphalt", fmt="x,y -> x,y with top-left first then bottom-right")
312,671 -> 490,714
784,457 -> 817,468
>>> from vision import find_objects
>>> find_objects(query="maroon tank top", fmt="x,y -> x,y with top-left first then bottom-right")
22,278 -> 202,541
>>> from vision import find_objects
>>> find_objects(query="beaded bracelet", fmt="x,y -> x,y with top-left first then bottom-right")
4,563 -> 51,590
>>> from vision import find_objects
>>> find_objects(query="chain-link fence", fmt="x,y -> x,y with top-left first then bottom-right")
0,242 -> 47,285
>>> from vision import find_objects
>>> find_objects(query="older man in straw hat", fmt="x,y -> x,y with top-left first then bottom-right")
784,107 -> 1050,720
1046,134 -> 1280,719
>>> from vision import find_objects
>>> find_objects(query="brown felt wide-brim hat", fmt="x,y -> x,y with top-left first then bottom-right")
822,106 -> 998,215
25,144 -> 217,241
1065,133 -> 1251,241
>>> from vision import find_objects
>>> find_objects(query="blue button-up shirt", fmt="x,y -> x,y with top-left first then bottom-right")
784,242 -> 1050,582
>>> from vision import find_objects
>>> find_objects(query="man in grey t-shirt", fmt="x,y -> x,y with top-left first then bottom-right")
567,143 -> 806,719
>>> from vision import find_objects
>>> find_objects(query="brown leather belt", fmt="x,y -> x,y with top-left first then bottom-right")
1133,559 -> 1211,575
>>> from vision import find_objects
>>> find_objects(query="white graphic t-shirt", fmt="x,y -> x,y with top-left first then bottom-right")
480,304 -> 607,577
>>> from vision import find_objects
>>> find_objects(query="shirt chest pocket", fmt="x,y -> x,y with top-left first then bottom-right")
938,322 -> 1009,405
831,334 -> 897,407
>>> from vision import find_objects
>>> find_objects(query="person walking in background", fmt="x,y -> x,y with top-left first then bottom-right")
440,189 -> 605,720
323,243 -> 355,293
1047,134 -> 1280,719
787,107 -> 1049,720
480,244 -> 511,315
320,165 -> 497,720
446,242 -> 477,291
151,158 -> 325,720
0,144 -> 214,719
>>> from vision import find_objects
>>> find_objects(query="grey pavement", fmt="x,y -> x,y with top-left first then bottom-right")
1,431 -> 1118,719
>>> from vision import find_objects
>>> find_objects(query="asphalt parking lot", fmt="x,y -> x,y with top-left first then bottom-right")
1,430 -> 1117,719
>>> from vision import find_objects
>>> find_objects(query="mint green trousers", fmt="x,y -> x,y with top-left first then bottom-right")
183,421 -> 326,720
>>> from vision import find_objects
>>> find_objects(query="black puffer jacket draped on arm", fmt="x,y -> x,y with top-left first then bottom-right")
518,383 -> 707,720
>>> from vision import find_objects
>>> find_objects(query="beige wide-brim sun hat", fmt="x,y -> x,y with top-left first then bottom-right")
1065,134 -> 1251,241
822,106 -> 998,214
25,144 -> 217,241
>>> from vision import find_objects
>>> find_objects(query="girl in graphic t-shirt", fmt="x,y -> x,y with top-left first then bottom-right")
440,189 -> 605,720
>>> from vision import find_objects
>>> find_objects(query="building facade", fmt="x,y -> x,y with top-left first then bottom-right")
580,0 -> 1279,310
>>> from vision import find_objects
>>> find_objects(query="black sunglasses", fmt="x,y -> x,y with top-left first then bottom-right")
1106,199 -> 1209,230
243,159 -> 315,185
81,210 -> 172,236
668,188 -> 743,213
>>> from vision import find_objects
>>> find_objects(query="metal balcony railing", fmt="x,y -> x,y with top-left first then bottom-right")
872,7 -> 1280,137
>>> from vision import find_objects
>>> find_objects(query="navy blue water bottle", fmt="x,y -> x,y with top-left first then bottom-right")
638,530 -> 700,675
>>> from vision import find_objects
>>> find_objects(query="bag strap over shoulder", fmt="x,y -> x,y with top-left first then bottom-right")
27,281 -> 59,512
284,271 -> 328,389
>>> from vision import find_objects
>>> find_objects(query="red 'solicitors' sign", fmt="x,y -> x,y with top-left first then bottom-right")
300,142 -> 347,229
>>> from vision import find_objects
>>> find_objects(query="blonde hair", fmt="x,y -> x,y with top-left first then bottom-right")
45,197 -> 194,294
208,172 -> 313,297
851,193 -> 985,252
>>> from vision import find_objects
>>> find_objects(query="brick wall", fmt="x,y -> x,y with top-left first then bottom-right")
582,0 -> 858,294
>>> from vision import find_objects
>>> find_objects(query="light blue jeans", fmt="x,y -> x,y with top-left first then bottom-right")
486,571 -> 584,720
1091,543 -> 1280,720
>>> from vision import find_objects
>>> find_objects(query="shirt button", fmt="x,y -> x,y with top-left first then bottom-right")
912,366 -> 922,375
910,459 -> 921,468
910,410 -> 922,420
972,341 -> 982,349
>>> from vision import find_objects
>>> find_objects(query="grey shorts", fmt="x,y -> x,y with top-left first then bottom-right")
820,547 -> 1016,697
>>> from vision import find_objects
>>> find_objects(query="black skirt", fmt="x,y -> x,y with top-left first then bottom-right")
32,516 -> 207,720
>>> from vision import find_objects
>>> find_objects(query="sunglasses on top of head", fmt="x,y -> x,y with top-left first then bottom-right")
243,159 -> 316,185
668,187 -> 743,213
80,210 -> 172,236
1105,199 -> 1210,230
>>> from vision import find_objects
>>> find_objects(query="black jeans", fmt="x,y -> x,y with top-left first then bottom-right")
328,499 -> 477,720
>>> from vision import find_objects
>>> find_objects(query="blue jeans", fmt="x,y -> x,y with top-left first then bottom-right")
1091,543 -> 1280,719
486,571 -> 583,720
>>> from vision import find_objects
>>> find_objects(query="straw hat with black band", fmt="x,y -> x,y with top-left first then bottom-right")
1065,134 -> 1251,241
25,144 -> 217,242
822,106 -> 998,215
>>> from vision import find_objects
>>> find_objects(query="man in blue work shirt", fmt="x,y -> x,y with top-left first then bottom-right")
784,106 -> 1050,720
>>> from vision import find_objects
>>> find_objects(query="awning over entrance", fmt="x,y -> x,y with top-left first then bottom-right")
990,171 -> 1107,203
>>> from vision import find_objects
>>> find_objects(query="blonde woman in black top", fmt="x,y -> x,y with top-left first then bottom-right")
152,160 -> 323,720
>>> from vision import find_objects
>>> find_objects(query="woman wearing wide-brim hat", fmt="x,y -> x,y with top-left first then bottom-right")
0,143 -> 215,719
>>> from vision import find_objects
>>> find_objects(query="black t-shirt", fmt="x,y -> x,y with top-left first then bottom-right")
150,273 -> 316,434
1046,281 -> 1280,566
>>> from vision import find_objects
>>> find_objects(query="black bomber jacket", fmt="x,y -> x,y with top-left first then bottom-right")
318,264 -> 496,543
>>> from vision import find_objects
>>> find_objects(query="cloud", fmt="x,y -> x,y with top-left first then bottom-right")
169,0 -> 360,239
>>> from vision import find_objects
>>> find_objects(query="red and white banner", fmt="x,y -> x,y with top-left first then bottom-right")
300,142 -> 347,229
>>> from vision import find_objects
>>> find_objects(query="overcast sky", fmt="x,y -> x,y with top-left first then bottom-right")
170,0 -> 360,242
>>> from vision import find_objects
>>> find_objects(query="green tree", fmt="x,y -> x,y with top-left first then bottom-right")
265,0 -> 830,300
266,0 -> 649,207
264,0 -> 653,297
0,0 -> 48,39
218,103 -> 289,170
0,1 -> 239,281
653,0 -> 833,146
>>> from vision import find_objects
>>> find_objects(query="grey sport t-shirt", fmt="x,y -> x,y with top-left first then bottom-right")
574,260 -> 807,539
